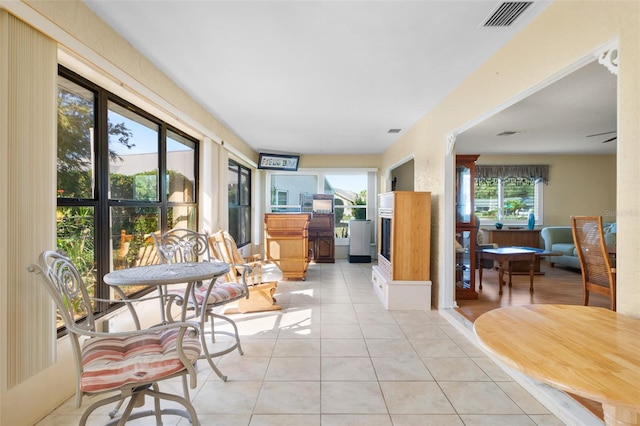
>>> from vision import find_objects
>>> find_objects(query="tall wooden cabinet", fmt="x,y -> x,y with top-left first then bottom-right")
455,155 -> 479,300
372,191 -> 432,310
264,213 -> 311,280
308,213 -> 335,263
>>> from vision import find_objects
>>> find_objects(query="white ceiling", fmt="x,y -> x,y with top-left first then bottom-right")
456,59 -> 617,155
81,1 -> 614,157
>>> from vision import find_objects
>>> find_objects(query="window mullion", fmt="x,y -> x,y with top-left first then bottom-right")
159,124 -> 168,231
497,179 -> 504,221
95,87 -> 112,307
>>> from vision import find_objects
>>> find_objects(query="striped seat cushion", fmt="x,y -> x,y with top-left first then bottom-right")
170,279 -> 246,306
80,328 -> 201,393
197,281 -> 246,305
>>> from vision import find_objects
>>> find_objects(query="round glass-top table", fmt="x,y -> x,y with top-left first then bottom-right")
104,262 -> 230,323
104,262 -> 229,286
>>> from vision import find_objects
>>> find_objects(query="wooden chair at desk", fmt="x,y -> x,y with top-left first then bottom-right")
571,215 -> 616,311
209,228 -> 283,314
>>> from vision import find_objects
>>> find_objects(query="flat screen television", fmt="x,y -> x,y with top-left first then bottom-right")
379,217 -> 391,262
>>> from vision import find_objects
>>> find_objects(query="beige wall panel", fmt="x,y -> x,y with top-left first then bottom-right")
391,160 -> 414,192
0,9 -> 72,426
299,154 -> 381,169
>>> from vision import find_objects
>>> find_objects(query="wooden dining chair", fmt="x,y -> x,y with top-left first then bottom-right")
571,216 -> 616,311
152,228 -> 249,381
28,250 -> 201,426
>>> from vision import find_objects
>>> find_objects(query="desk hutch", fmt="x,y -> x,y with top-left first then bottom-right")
308,213 -> 335,263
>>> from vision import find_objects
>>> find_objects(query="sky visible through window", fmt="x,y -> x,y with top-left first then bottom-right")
326,174 -> 367,194
109,110 -> 185,155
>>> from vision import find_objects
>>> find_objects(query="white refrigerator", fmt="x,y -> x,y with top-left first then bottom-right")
348,219 -> 372,263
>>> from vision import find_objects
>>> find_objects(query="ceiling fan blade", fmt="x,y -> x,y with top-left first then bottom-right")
586,131 -> 616,138
602,136 -> 617,143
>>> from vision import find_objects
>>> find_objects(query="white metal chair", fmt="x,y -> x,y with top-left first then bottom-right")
27,250 -> 201,426
152,228 -> 249,381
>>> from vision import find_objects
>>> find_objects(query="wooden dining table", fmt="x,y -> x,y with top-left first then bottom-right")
474,304 -> 640,426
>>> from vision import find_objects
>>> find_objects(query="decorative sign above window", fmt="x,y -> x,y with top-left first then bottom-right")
258,153 -> 299,171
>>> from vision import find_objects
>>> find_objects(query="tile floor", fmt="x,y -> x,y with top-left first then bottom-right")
39,261 -> 570,426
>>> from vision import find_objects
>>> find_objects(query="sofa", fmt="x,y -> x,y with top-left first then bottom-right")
541,223 -> 616,269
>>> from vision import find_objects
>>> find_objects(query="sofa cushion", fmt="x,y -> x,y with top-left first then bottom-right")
552,243 -> 576,256
604,231 -> 616,247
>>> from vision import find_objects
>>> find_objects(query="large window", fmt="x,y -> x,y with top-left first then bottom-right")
474,165 -> 548,226
324,173 -> 368,238
267,170 -> 374,242
57,66 -> 198,327
228,160 -> 251,247
270,174 -> 318,212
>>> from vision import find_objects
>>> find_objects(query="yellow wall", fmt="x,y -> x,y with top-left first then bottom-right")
381,1 -> 639,315
478,154 -> 617,226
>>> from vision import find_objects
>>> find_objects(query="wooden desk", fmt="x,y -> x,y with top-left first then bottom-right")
264,213 -> 311,280
474,305 -> 640,426
478,247 -> 536,295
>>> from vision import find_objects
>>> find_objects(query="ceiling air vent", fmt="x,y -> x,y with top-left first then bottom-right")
387,129 -> 402,134
496,131 -> 521,137
484,2 -> 532,27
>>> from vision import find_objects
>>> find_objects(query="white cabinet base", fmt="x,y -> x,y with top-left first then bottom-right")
372,265 -> 432,310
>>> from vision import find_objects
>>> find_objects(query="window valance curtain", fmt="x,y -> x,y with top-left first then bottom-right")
475,165 -> 549,185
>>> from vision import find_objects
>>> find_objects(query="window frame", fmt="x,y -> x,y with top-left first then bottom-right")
228,159 -> 251,248
57,66 -> 199,330
475,178 -> 544,227
276,190 -> 288,205
266,169 -> 375,245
